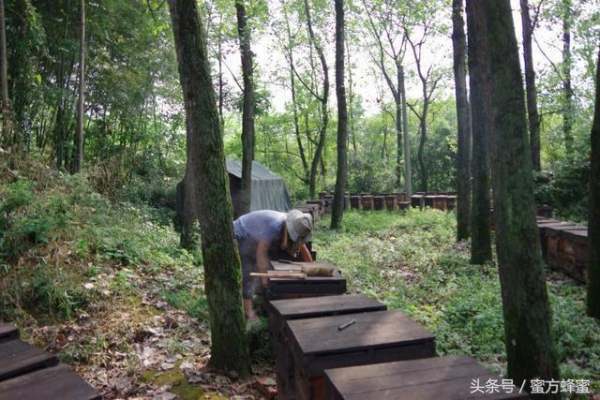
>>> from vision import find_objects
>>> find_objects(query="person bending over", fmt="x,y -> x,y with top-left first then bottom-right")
234,209 -> 313,320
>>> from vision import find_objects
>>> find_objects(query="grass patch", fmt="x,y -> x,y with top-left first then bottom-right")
314,209 -> 600,386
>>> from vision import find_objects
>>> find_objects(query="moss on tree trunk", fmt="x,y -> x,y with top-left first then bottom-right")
466,0 -> 492,264
168,0 -> 250,376
479,0 -> 560,393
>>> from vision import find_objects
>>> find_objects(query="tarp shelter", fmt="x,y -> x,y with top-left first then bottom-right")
175,159 -> 291,222
226,159 -> 291,217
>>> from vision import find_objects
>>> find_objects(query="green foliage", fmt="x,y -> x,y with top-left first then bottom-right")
0,161 -> 196,323
535,160 -> 590,221
314,210 -> 600,382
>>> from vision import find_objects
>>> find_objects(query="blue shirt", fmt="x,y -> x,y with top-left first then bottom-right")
233,210 -> 286,260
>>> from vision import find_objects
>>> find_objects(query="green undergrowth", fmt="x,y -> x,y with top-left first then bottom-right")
314,209 -> 599,392
0,160 -> 198,325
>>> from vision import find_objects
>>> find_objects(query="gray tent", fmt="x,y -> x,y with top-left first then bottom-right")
226,159 -> 291,217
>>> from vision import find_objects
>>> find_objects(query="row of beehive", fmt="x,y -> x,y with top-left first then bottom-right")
296,192 -> 457,216
265,260 -> 527,400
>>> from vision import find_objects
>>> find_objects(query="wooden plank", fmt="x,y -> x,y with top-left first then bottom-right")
272,260 -> 339,273
0,339 -> 58,381
268,295 -> 385,320
325,356 -> 528,400
0,364 -> 100,400
325,355 -> 474,381
340,374 -> 527,400
0,323 -> 19,342
287,310 -> 434,356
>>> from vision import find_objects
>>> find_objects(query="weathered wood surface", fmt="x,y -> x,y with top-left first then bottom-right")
349,195 -> 361,209
287,310 -> 434,356
268,295 -> 386,400
325,356 -> 529,400
373,196 -> 385,210
0,339 -> 58,381
0,323 -> 19,342
267,261 -> 346,300
268,294 -> 385,320
0,364 -> 100,400
288,310 -> 435,399
360,195 -> 374,210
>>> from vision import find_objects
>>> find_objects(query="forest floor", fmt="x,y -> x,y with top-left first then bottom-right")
1,161 -> 598,399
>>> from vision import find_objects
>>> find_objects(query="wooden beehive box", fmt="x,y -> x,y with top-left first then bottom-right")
266,295 -> 386,400
266,261 -> 347,300
373,196 -> 385,210
324,356 -> 529,400
411,194 -> 425,208
286,310 -> 436,400
542,222 -> 581,268
430,195 -> 447,211
384,194 -> 397,211
360,195 -> 374,210
557,227 -> 588,282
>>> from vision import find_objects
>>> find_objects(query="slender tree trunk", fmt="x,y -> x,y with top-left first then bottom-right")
588,47 -> 600,319
235,0 -> 255,216
466,0 -> 492,264
395,69 -> 403,189
346,39 -> 356,156
331,0 -> 348,229
168,0 -> 250,375
562,0 -> 573,159
479,0 -> 560,393
73,0 -> 85,173
520,0 -> 541,171
417,104 -> 428,192
304,0 -> 328,199
400,65 -> 412,196
0,0 -> 13,149
452,0 -> 471,240
282,6 -> 309,181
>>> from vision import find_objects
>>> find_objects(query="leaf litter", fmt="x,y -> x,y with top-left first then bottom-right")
26,261 -> 275,399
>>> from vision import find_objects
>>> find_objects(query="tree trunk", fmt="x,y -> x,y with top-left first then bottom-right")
452,0 -> 471,241
217,18 -> 224,131
400,65 -> 412,196
479,0 -> 560,392
588,47 -> 600,319
466,0 -> 492,264
73,0 -> 85,173
346,39 -> 356,156
562,0 -> 573,159
395,68 -> 403,189
520,0 -> 541,171
167,0 -> 250,375
283,6 -> 309,182
331,0 -> 348,229
304,0 -> 328,199
417,104 -> 428,192
235,0 -> 255,216
0,0 -> 13,150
